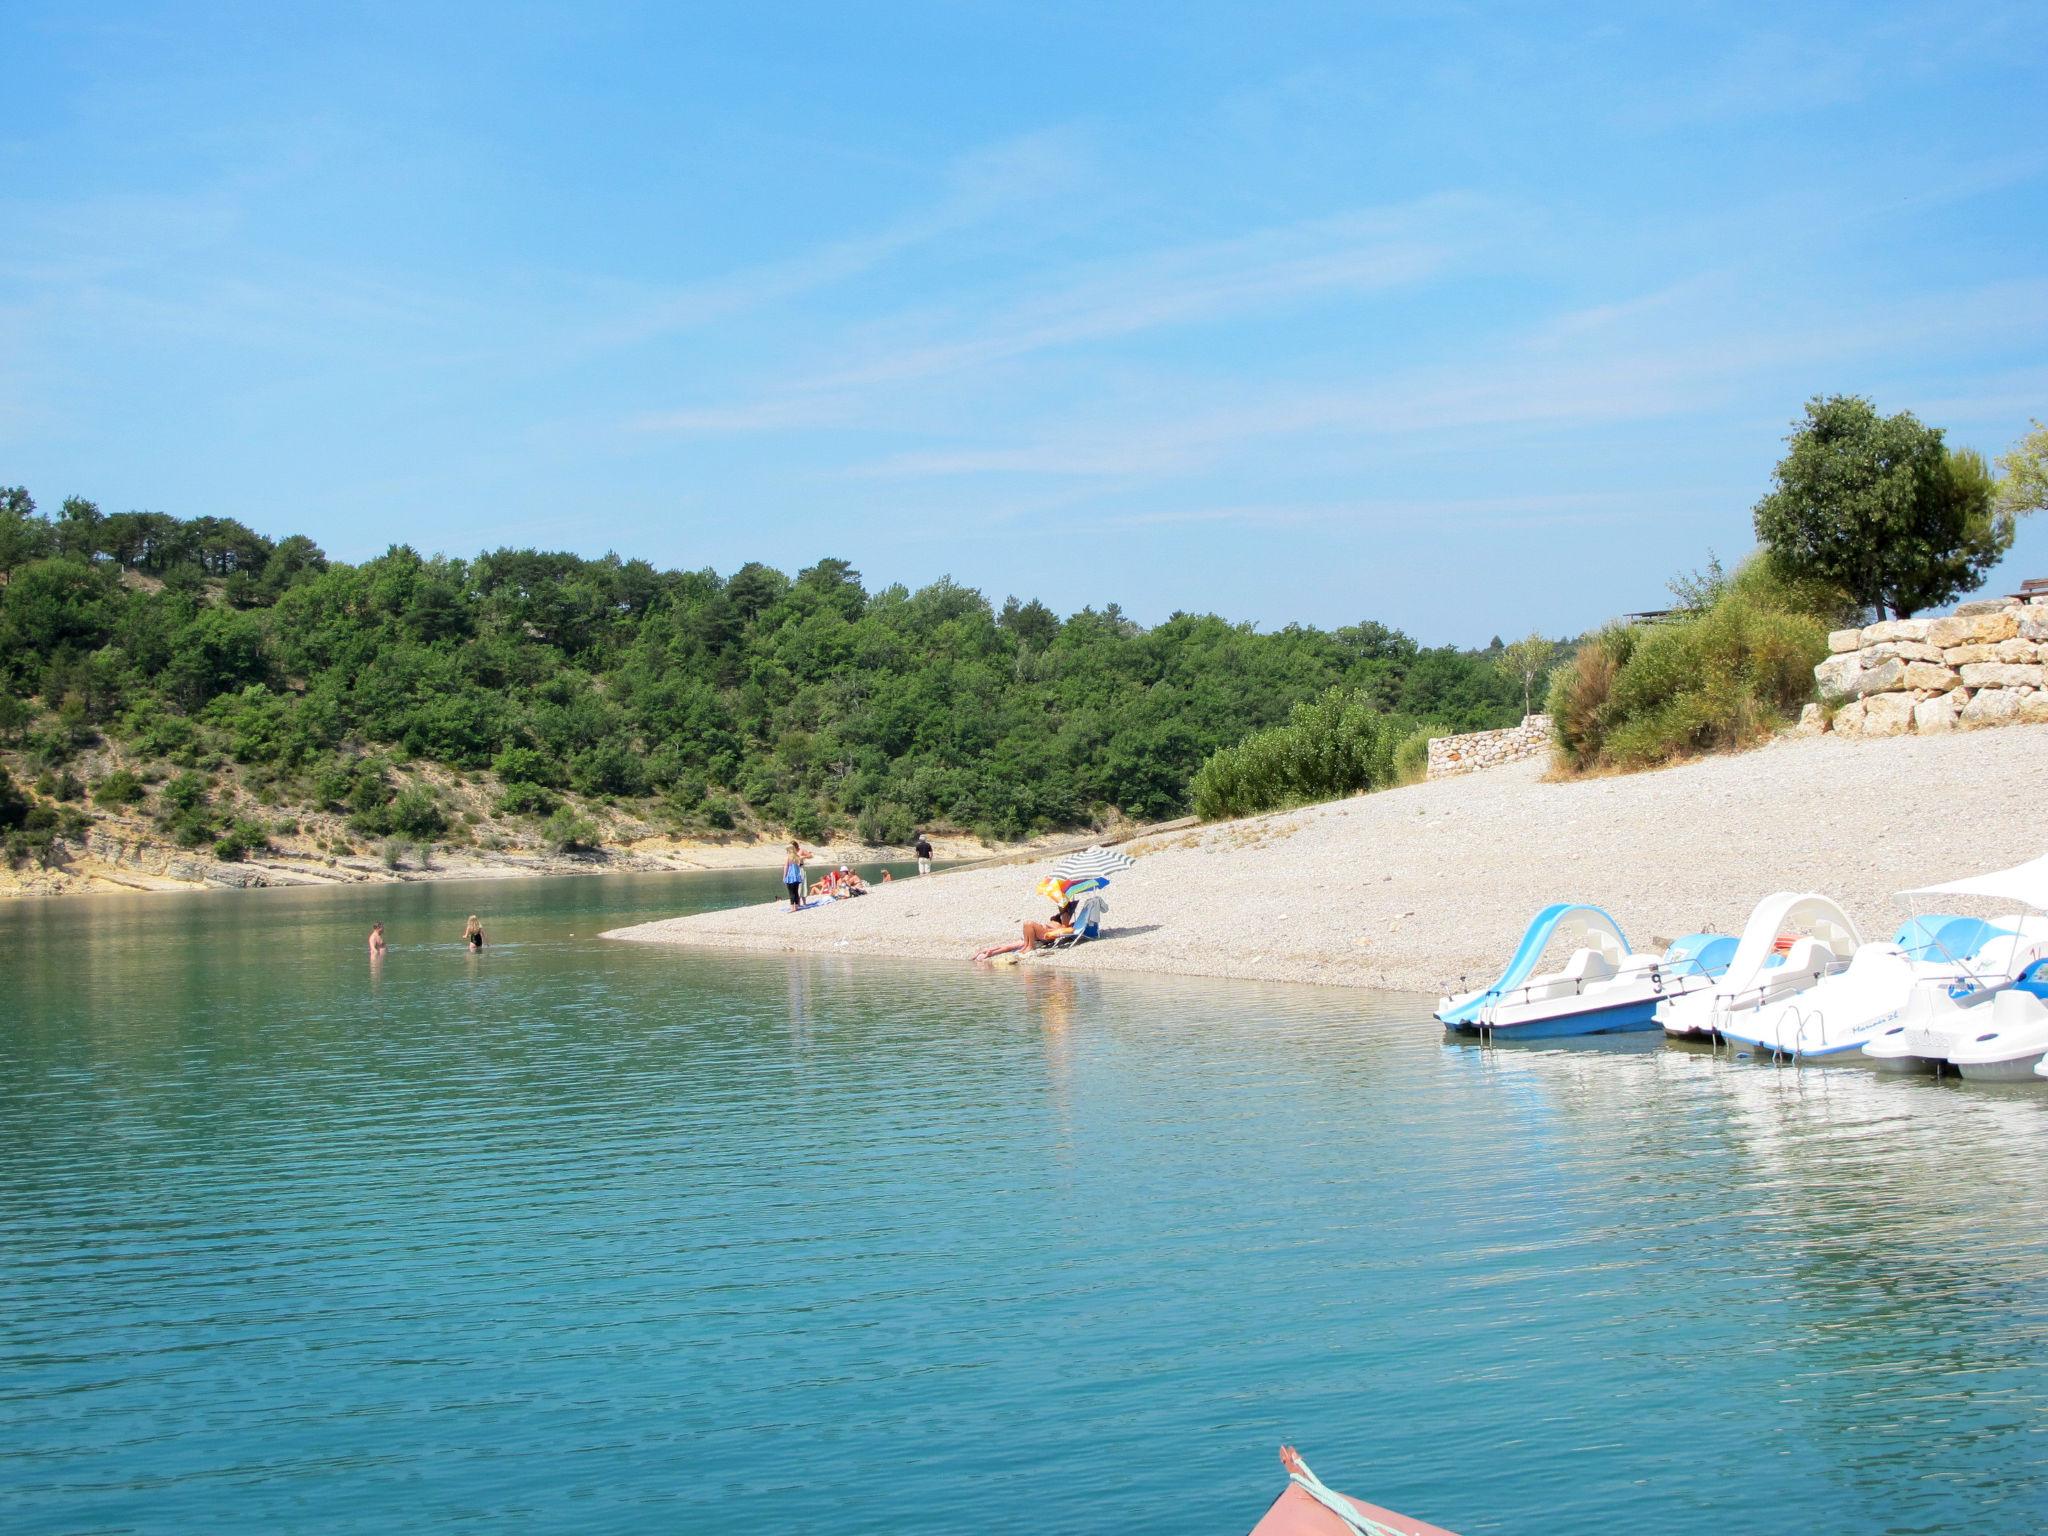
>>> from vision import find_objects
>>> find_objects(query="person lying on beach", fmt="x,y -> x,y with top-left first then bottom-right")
973,900 -> 1078,961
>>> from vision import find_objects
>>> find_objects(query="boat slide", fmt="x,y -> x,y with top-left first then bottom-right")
1656,892 -> 1860,1042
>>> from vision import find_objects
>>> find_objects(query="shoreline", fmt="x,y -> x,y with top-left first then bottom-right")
0,829 -> 1016,902
603,725 -> 2048,996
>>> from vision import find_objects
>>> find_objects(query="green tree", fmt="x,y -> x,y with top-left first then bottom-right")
1753,395 -> 2005,618
1995,419 -> 2048,520
1493,632 -> 1559,716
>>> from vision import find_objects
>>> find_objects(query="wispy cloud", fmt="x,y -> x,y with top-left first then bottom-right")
632,190 -> 1500,435
834,272 -> 2048,488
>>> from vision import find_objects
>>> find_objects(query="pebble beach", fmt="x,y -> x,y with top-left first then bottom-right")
605,723 -> 2048,995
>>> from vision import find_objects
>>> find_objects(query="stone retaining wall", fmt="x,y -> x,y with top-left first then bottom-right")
1427,714 -> 1553,779
1803,597 -> 2048,738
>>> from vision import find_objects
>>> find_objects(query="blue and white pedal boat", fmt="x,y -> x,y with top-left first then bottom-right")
1438,904 -> 1734,1039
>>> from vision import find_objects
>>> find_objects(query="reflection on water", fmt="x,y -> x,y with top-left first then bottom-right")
2,875 -> 2045,1535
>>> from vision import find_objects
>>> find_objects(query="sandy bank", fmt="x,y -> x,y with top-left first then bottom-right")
0,828 -> 1010,901
605,725 -> 2048,995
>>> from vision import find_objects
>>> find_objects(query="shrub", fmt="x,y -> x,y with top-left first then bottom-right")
1190,688 -> 1405,820
380,837 -> 411,869
212,820 -> 270,862
494,780 -> 557,818
1549,565 -> 1827,773
1392,727 -> 1435,787
569,743 -> 646,798
543,807 -> 601,854
36,769 -> 84,801
0,765 -> 27,830
702,794 -> 737,830
387,786 -> 448,840
491,745 -> 565,789
855,801 -> 914,847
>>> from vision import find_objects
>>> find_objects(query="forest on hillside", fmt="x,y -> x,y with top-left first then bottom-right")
0,487 -> 1527,861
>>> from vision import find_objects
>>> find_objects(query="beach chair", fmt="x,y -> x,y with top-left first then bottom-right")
1050,895 -> 1106,949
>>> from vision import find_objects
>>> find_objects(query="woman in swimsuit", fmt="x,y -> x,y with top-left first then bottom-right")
462,915 -> 487,950
973,900 -> 1078,961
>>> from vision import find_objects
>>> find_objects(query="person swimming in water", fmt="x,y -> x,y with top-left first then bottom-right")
368,922 -> 388,959
462,915 -> 487,950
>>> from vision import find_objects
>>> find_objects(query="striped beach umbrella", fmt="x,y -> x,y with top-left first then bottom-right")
1053,845 -> 1134,881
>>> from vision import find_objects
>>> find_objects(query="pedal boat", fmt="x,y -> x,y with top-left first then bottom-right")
1438,904 -> 1730,1039
1656,892 -> 1860,1042
1861,854 -> 2048,1076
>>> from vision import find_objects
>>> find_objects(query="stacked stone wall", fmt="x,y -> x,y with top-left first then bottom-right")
1803,598 -> 2048,738
1427,715 -> 1553,779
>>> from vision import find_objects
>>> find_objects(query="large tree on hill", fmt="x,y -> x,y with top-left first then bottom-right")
1753,395 -> 2008,619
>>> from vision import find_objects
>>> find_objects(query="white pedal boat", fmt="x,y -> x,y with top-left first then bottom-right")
1941,970 -> 2048,1081
1438,905 -> 1732,1039
1657,892 -> 1860,1042
1859,855 -> 2048,1076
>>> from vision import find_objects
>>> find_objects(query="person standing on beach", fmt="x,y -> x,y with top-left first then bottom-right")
783,841 -> 812,909
368,922 -> 388,959
914,832 -> 933,877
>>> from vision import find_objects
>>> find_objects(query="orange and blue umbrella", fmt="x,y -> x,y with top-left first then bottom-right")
1036,874 -> 1108,904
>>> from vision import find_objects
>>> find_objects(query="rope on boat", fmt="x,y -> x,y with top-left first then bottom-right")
1282,1449 -> 1416,1536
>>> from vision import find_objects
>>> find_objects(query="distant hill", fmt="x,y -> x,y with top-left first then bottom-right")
0,486 -> 1524,872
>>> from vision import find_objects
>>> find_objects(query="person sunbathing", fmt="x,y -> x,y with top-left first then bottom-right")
973,900 -> 1078,961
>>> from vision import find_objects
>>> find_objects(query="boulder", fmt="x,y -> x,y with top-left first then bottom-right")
1953,599 -> 2011,617
1795,702 -> 1828,735
1860,692 -> 1915,737
1928,611 -> 2020,647
1961,688 -> 2025,728
2021,608 -> 2048,643
1849,657 -> 1906,696
1831,699 -> 1868,737
1863,640 -> 1943,664
1862,619 -> 1931,644
2019,691 -> 2048,725
1814,653 -> 1861,699
1944,643 -> 2001,665
1913,689 -> 1967,734
1900,662 -> 1962,692
1827,628 -> 1864,654
1959,662 -> 2046,690
1995,638 -> 2043,663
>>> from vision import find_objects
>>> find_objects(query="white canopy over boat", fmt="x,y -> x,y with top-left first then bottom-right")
1901,853 -> 2048,910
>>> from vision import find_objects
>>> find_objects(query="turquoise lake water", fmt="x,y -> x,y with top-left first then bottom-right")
4,872 -> 2046,1533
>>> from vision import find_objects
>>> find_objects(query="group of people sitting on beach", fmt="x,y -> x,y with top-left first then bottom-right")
813,866 -> 871,900
783,840 -> 905,909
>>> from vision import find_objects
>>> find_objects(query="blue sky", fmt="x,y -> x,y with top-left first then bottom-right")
5,2 -> 2046,644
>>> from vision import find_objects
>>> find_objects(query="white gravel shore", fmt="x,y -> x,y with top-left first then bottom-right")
604,725 -> 2048,996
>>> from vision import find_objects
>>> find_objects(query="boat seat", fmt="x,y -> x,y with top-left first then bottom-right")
1779,937 -> 1830,977
1561,948 -> 1615,984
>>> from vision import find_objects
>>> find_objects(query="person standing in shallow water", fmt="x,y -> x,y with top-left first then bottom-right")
368,922 -> 388,959
462,915 -> 486,950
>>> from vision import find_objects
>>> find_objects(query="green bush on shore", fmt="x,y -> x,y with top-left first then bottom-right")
1549,555 -> 1836,773
1190,688 -> 1417,820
